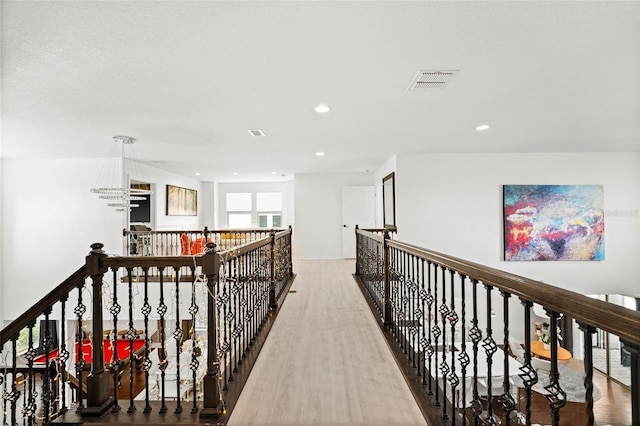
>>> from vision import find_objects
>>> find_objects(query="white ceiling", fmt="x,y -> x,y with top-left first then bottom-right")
2,1 -> 639,182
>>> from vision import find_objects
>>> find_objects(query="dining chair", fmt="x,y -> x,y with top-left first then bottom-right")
477,375 -> 505,425
508,336 -> 526,361
530,357 -> 551,374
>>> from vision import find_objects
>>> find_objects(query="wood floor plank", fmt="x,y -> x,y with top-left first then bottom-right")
227,259 -> 428,426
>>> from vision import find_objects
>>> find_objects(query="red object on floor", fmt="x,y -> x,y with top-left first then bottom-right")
33,339 -> 146,364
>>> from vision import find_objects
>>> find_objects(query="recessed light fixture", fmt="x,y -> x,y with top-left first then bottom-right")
314,104 -> 330,114
195,172 -> 200,176
271,171 -> 277,175
233,172 -> 239,175
476,124 -> 491,131
315,152 -> 325,157
248,129 -> 265,137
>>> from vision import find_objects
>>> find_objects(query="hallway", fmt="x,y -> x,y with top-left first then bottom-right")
227,259 -> 428,426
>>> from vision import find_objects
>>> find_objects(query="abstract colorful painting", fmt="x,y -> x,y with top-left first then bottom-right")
503,185 -> 604,261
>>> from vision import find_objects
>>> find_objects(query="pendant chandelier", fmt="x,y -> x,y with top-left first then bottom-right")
90,136 -> 151,212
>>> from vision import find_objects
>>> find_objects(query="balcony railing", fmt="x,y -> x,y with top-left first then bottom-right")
124,226 -> 283,256
0,228 -> 294,425
355,228 -> 640,426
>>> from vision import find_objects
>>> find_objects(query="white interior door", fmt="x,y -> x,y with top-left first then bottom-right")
342,186 -> 375,258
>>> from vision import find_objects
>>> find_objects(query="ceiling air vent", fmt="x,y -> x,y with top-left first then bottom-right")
248,129 -> 265,137
408,70 -> 458,90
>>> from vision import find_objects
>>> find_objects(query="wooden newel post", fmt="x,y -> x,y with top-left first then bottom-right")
382,230 -> 392,326
288,225 -> 293,277
355,225 -> 360,276
623,341 -> 640,426
200,242 -> 223,418
269,231 -> 277,312
83,243 -> 114,416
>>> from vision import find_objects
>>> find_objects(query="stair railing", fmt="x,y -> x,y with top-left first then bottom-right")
0,227 -> 294,425
355,227 -> 640,426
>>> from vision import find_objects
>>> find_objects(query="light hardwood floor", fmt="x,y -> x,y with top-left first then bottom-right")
227,259 -> 428,426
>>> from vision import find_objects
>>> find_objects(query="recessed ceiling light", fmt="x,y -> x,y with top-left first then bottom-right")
248,129 -> 265,137
314,104 -> 330,114
271,171 -> 277,175
233,172 -> 239,175
476,124 -> 491,131
315,152 -> 325,157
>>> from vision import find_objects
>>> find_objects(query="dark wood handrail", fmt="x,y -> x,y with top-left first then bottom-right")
357,228 -> 640,346
216,228 -> 292,261
0,265 -> 88,346
123,227 -> 286,236
101,254 -> 207,269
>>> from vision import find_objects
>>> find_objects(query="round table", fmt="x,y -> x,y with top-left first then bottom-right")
530,340 -> 572,360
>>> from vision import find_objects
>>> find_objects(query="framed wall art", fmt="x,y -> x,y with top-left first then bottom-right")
382,172 -> 396,229
166,184 -> 197,216
503,184 -> 604,261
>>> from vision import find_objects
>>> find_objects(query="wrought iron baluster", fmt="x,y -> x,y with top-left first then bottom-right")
240,256 -> 249,361
425,260 -> 435,396
408,254 -> 418,370
1,348 -> 6,426
109,268 -> 121,413
59,295 -> 69,414
447,269 -> 459,424
418,259 -> 426,382
438,266 -> 449,420
468,279 -> 483,421
233,259 -> 242,375
173,267 -> 183,414
432,262 -> 441,406
499,290 -> 514,424
23,321 -> 37,426
400,250 -> 409,355
74,282 -> 86,411
376,240 -> 383,312
9,337 -> 19,426
391,247 -> 400,340
125,268 -> 136,414
157,267 -> 168,414
481,284 -> 498,426
215,259 -> 225,390
41,307 -> 53,423
458,275 -> 470,425
227,259 -> 237,384
188,266 -> 200,414
544,310 -> 566,426
519,300 -> 537,426
252,250 -> 258,328
577,322 -> 596,426
140,268 -> 152,414
221,260 -> 231,390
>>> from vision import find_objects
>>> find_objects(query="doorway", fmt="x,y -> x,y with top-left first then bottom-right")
341,186 -> 375,258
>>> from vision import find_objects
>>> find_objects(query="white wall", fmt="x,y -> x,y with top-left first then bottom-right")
200,181 -> 216,229
1,158 -> 123,321
0,158 -> 207,324
294,172 -> 373,259
395,152 -> 640,295
0,159 -> 4,325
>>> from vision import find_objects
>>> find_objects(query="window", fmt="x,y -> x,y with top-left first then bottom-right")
224,191 -> 284,229
226,193 -> 252,228
226,193 -> 251,211
229,213 -> 252,228
258,213 -> 282,228
257,192 -> 282,228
